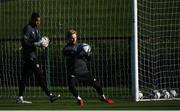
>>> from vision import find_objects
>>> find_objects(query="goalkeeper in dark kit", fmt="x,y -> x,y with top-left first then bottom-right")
63,28 -> 113,106
16,12 -> 60,103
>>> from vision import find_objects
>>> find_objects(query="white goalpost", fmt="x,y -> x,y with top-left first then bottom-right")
131,0 -> 139,102
132,0 -> 180,101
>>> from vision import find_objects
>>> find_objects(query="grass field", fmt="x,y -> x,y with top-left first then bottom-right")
1,87 -> 180,110
1,98 -> 180,110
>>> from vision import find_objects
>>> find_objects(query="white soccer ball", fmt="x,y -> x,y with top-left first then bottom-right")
139,91 -> 143,99
41,36 -> 50,47
162,90 -> 170,99
170,90 -> 177,98
77,43 -> 91,54
153,90 -> 161,99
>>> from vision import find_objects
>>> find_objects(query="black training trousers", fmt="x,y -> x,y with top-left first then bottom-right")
68,73 -> 103,98
18,59 -> 50,96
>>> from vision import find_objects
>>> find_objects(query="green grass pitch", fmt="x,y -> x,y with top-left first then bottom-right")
0,98 -> 180,110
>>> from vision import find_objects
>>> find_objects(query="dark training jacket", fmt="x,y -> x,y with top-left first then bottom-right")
63,43 -> 90,75
21,23 -> 41,61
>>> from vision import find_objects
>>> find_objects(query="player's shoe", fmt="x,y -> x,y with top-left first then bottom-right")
77,99 -> 84,106
16,97 -> 32,104
101,98 -> 113,103
49,93 -> 60,103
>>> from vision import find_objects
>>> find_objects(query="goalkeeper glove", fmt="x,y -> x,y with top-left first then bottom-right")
34,36 -> 50,47
34,41 -> 43,47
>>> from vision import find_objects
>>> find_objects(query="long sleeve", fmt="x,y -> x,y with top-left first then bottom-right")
21,26 -> 36,49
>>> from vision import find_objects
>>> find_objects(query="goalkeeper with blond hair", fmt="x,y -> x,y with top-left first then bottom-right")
63,28 -> 113,106
16,12 -> 60,103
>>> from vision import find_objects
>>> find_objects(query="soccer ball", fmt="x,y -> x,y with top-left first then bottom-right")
152,90 -> 161,99
139,91 -> 143,99
77,43 -> 91,55
170,90 -> 177,98
162,90 -> 170,99
41,36 -> 50,47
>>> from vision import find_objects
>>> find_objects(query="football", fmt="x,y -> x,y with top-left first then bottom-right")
169,89 -> 177,98
139,91 -> 143,99
77,43 -> 91,54
162,90 -> 170,99
152,90 -> 161,99
41,36 -> 50,47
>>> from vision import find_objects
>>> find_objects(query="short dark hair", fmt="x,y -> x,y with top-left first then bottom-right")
31,12 -> 40,21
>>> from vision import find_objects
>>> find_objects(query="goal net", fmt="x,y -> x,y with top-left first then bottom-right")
0,0 -> 131,98
133,0 -> 180,101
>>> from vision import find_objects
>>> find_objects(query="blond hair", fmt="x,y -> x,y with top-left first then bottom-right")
66,29 -> 77,39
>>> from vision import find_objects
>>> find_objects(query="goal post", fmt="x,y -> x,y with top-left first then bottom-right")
131,0 -> 139,102
132,0 -> 180,101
